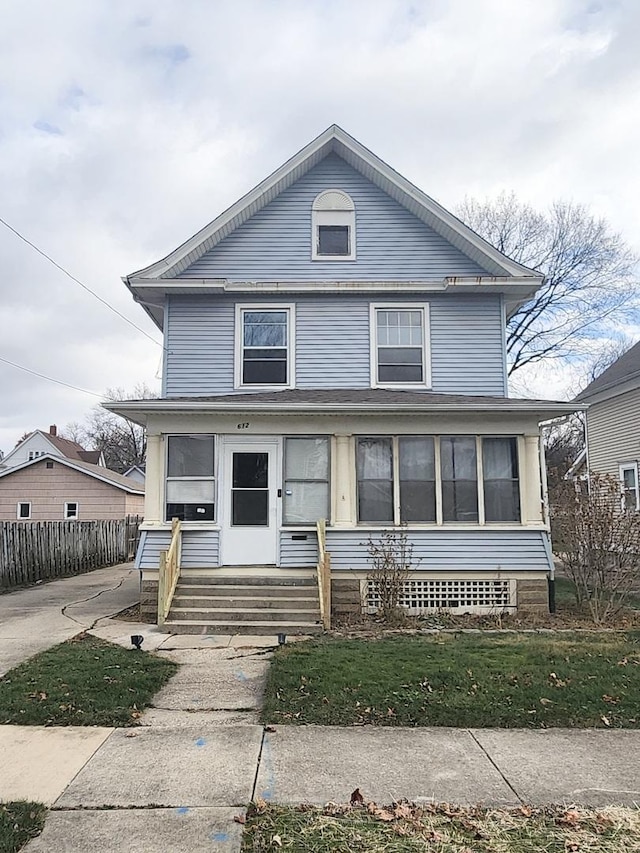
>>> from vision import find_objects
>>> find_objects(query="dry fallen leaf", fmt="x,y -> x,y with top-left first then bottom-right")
271,834 -> 282,847
601,715 -> 611,727
233,814 -> 246,824
350,788 -> 365,805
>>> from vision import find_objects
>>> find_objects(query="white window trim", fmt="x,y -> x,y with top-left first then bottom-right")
311,189 -> 356,261
17,501 -> 31,520
64,501 -> 79,520
165,434 -> 218,523
619,462 -> 639,511
234,303 -> 296,390
28,450 -> 44,461
369,303 -> 431,389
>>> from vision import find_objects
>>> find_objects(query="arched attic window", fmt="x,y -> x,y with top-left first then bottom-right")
311,190 -> 356,260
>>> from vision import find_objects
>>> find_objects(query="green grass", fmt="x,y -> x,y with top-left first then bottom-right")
242,802 -> 640,852
0,802 -> 46,853
0,633 -> 177,727
262,633 -> 640,728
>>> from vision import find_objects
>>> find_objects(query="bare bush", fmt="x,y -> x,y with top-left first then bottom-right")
365,526 -> 420,623
551,473 -> 640,623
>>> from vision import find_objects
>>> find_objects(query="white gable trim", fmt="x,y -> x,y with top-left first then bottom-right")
127,125 -> 541,284
0,431 -> 63,468
0,454 -> 145,495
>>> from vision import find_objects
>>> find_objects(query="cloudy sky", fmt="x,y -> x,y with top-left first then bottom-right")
1,0 -> 639,455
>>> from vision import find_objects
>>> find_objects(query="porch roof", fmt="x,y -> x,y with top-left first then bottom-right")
105,388 -> 582,425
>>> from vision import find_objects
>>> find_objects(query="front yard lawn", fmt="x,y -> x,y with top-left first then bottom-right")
0,633 -> 177,727
0,801 -> 46,853
262,632 -> 640,728
242,801 -> 640,853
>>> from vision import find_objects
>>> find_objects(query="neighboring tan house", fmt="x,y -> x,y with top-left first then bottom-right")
0,454 -> 144,521
106,124 -> 575,630
0,425 -> 104,470
574,340 -> 640,509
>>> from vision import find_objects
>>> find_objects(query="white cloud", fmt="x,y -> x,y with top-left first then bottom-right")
1,0 -> 639,453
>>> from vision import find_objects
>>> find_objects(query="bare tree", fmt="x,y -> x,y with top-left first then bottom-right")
543,412 -> 585,488
64,383 -> 157,473
457,193 -> 639,376
550,473 -> 640,623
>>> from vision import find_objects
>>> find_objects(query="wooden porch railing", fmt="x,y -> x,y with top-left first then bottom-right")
158,518 -> 182,628
316,518 -> 331,630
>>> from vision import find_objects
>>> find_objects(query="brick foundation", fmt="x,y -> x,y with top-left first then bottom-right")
331,578 -> 362,619
140,578 -> 159,623
516,578 -> 549,613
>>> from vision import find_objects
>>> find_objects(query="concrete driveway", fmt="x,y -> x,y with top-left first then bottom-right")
0,563 -> 140,675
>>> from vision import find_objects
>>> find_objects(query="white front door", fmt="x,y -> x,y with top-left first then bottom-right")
222,439 -> 279,566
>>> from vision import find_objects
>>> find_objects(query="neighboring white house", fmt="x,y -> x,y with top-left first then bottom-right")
0,425 -> 104,470
107,124 -> 575,629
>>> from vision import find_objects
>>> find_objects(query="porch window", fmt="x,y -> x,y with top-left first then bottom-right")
399,437 -> 436,522
237,306 -> 293,387
166,435 -> 215,522
371,305 -> 429,387
356,435 -> 520,525
483,437 -> 520,522
357,438 -> 394,522
620,463 -> 639,511
441,436 -> 478,522
283,437 -> 330,524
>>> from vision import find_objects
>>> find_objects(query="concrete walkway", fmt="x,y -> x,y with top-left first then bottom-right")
0,562 -> 140,676
0,581 -> 638,851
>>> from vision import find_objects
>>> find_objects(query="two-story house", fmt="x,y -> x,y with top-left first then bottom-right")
108,125 -> 574,631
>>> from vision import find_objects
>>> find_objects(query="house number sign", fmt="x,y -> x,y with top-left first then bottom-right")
236,422 -> 250,430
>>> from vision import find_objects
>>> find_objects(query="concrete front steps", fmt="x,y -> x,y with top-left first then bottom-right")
164,570 -> 323,635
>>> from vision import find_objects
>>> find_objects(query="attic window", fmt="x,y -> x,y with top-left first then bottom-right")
312,190 -> 356,260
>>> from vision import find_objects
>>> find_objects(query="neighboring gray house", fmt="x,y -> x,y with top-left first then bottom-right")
575,340 -> 640,509
107,125 -> 574,630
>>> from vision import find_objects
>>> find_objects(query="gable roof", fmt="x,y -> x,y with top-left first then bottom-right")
575,340 -> 640,403
0,429 -> 102,469
45,432 -> 102,464
126,125 -> 543,327
0,454 -> 145,494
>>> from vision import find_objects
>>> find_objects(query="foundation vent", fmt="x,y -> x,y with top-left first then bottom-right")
366,578 -> 516,615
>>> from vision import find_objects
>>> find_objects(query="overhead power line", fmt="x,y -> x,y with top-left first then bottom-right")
0,354 -> 104,398
0,216 -> 163,347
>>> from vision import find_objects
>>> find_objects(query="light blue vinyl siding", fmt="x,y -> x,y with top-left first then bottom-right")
178,154 -> 490,281
326,529 -> 552,572
280,531 -> 318,567
164,293 -> 506,396
136,530 -> 220,570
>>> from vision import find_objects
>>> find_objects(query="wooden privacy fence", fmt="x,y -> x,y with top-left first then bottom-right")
0,516 -> 142,589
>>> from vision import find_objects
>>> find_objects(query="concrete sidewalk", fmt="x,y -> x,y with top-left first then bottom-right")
0,629 -> 638,851
0,562 -> 141,675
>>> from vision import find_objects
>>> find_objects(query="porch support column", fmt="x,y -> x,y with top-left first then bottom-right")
334,434 -> 354,527
523,434 -> 543,524
145,433 -> 163,526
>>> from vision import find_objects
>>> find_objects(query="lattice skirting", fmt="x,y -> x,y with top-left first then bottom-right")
366,577 -> 517,614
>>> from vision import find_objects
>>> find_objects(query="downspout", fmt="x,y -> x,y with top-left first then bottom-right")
539,424 -> 555,612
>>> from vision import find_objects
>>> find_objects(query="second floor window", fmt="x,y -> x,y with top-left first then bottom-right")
238,307 -> 293,387
371,305 -> 429,387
